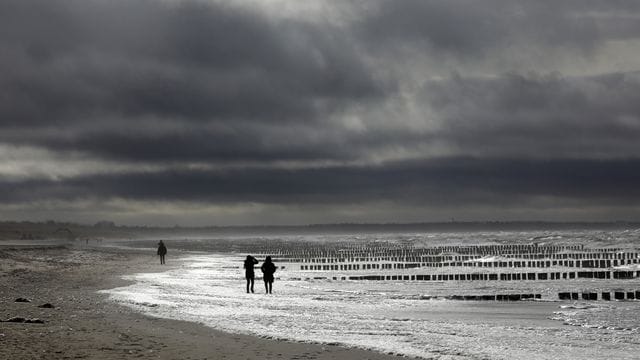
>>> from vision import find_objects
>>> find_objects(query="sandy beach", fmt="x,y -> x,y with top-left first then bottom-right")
0,243 -> 405,360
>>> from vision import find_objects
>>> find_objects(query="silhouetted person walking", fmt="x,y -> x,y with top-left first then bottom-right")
157,240 -> 167,265
244,255 -> 259,293
261,256 -> 276,294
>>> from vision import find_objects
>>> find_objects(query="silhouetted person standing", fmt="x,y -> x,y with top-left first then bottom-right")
157,240 -> 167,265
261,256 -> 276,294
244,255 -> 259,293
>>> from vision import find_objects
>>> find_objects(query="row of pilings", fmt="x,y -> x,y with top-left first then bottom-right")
298,258 -> 640,271
315,270 -> 640,282
559,290 -> 640,301
259,243 -> 640,263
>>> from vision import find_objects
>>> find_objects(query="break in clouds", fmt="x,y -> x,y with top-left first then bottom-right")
2,0 -> 640,225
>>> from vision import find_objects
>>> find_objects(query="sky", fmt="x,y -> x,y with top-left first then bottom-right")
2,0 -> 640,226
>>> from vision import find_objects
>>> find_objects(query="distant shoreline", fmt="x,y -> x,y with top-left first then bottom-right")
2,220 -> 640,241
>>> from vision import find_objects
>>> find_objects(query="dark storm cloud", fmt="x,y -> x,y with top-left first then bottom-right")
423,71 -> 640,158
25,70 -> 639,163
34,127 -> 356,163
49,123 -> 438,163
357,0 -> 640,56
2,0 -> 640,223
3,0 -> 640,165
0,0 -> 383,127
3,158 -> 640,207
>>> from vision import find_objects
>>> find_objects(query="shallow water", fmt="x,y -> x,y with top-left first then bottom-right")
104,230 -> 640,359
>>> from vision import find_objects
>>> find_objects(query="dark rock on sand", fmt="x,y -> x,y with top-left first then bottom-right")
3,317 -> 27,323
24,318 -> 45,324
14,298 -> 30,303
1,317 -> 45,324
38,303 -> 55,308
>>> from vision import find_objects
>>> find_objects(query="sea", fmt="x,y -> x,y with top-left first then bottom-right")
102,229 -> 640,359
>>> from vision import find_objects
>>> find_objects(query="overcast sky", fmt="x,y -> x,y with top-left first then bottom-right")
2,0 -> 640,226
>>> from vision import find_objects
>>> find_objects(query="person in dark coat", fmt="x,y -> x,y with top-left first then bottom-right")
243,255 -> 259,293
260,256 -> 276,294
157,240 -> 167,265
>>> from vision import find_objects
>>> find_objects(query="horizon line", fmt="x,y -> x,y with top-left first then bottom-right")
2,219 -> 640,229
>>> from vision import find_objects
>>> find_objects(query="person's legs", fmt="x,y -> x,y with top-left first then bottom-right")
246,278 -> 250,293
268,281 -> 272,294
264,280 -> 269,293
250,278 -> 255,293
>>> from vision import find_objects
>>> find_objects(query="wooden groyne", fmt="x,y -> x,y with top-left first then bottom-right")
558,290 -> 640,301
427,293 -> 542,301
245,242 -> 640,284
333,270 -> 639,282
268,244 -> 640,272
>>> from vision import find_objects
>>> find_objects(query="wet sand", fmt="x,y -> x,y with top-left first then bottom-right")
0,243 -> 406,360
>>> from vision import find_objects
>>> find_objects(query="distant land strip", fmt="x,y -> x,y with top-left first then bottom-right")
1,220 -> 640,240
